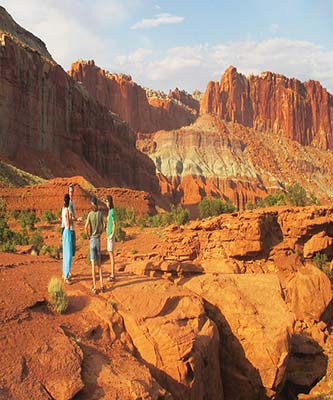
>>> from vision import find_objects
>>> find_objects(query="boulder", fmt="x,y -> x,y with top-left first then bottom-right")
183,274 -> 295,399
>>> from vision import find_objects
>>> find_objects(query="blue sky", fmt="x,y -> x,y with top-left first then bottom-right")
1,0 -> 333,93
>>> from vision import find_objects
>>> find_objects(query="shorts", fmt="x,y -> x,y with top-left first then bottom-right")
107,236 -> 115,252
90,237 -> 101,262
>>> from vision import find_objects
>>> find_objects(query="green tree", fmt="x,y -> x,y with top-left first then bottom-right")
286,183 -> 307,206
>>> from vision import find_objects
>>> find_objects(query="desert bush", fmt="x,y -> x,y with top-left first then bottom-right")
80,231 -> 87,240
19,209 -> 39,230
115,223 -> 126,242
10,209 -> 20,220
115,207 -> 136,227
42,210 -> 56,224
48,277 -> 68,314
198,198 -> 236,219
131,248 -> 138,255
245,202 -> 255,210
263,192 -> 286,206
286,183 -> 307,206
40,244 -> 60,259
170,205 -> 191,225
29,229 -> 44,253
55,208 -> 62,219
313,252 -> 328,270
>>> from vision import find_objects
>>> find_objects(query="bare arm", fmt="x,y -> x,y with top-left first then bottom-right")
65,208 -> 71,229
84,215 -> 90,239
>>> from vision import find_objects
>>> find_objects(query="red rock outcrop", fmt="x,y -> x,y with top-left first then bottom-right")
69,60 -> 197,133
0,16 -> 158,194
111,278 -> 223,400
183,274 -> 295,399
201,66 -> 333,149
168,87 -> 200,113
0,176 -> 156,216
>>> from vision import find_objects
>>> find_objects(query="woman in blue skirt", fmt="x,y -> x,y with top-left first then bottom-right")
62,193 -> 73,284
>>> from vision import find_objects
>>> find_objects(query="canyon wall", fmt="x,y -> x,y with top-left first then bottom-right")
0,11 -> 158,194
201,66 -> 333,149
69,60 -> 198,133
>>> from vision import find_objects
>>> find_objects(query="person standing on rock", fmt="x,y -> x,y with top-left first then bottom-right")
62,193 -> 73,284
106,195 -> 116,282
68,183 -> 77,257
85,196 -> 104,294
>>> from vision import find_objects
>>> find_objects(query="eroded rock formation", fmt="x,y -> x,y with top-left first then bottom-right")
69,60 -> 198,133
0,10 -> 158,194
201,66 -> 333,149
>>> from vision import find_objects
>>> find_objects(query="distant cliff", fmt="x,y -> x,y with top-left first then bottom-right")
201,66 -> 333,150
0,8 -> 158,193
69,60 -> 198,133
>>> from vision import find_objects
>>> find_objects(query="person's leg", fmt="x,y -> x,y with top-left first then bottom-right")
107,237 -> 115,281
109,251 -> 115,279
90,238 -> 97,292
63,230 -> 72,283
72,230 -> 76,257
97,238 -> 103,290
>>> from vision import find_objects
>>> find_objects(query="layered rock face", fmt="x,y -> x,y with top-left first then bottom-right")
139,114 -> 333,209
0,13 -> 158,194
69,60 -> 198,133
201,66 -> 333,149
121,205 -> 333,399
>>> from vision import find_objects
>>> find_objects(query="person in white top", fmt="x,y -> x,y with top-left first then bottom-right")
62,194 -> 73,284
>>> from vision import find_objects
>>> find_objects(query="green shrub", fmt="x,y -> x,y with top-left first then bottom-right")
286,183 -> 307,206
263,192 -> 286,206
198,198 -> 236,219
19,209 -> 39,231
48,277 -> 68,314
115,207 -> 136,227
115,223 -> 126,242
29,229 -> 44,253
131,248 -> 138,255
42,210 -> 56,224
245,202 -> 255,210
40,244 -> 60,259
170,205 -> 191,225
80,231 -> 87,240
55,208 -> 62,219
313,252 -> 328,270
10,209 -> 20,220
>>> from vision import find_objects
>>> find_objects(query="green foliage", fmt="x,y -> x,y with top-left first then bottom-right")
48,277 -> 68,314
10,209 -> 20,220
19,209 -> 39,231
115,207 -> 136,227
42,210 -> 56,224
131,248 -> 138,255
286,183 -> 307,206
40,244 -> 60,259
55,208 -> 62,219
80,231 -> 87,240
313,252 -> 328,270
263,192 -> 286,207
313,252 -> 333,280
245,202 -> 255,210
198,198 -> 236,219
309,192 -> 320,205
29,229 -> 44,253
115,223 -> 126,242
170,205 -> 191,225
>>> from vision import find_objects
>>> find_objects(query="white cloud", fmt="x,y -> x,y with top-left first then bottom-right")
0,0 -> 144,66
131,13 -> 184,29
114,38 -> 333,94
270,23 -> 279,34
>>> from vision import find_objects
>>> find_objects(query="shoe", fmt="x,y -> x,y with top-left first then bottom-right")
65,278 -> 72,285
91,287 -> 97,295
100,287 -> 105,293
108,275 -> 115,282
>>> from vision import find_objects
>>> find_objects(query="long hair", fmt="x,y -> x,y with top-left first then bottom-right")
64,193 -> 70,208
107,195 -> 114,210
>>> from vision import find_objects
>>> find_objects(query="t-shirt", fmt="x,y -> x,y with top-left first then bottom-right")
107,208 -> 115,237
86,210 -> 103,238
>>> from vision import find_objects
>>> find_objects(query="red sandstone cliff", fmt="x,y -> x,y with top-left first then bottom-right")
69,60 -> 198,133
0,11 -> 158,194
201,66 -> 333,149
